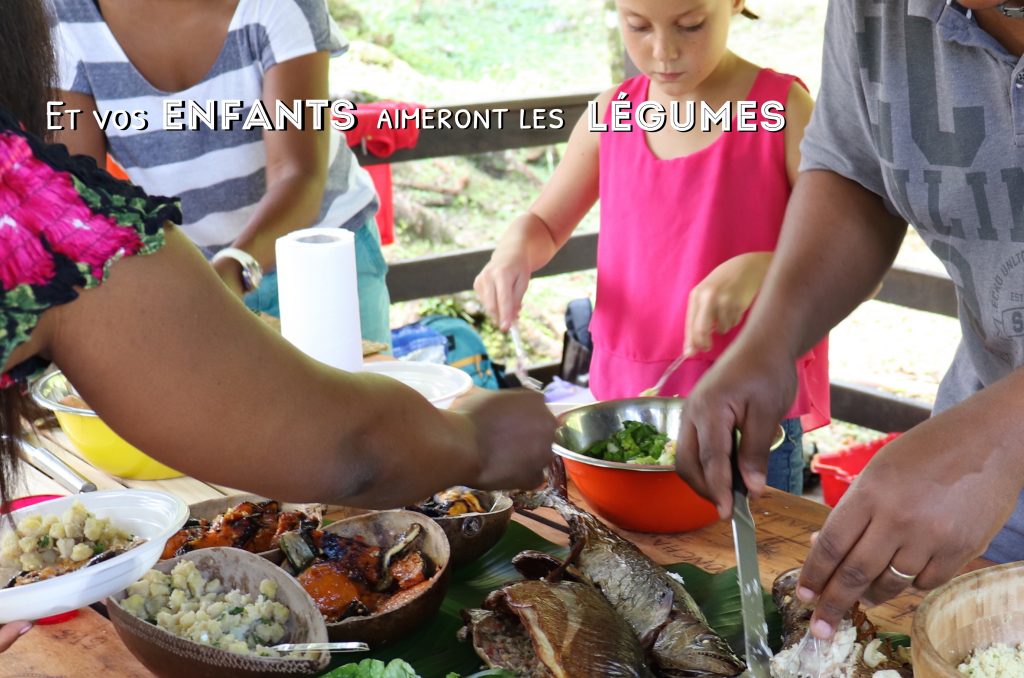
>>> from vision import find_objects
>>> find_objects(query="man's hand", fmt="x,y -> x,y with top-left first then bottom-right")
675,340 -> 797,518
797,408 -> 1024,639
0,622 -> 31,652
456,389 -> 557,490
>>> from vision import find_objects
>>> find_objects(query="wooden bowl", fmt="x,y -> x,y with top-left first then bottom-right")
108,548 -> 329,678
424,491 -> 513,567
297,510 -> 451,646
912,560 -> 1024,677
162,494 -> 325,564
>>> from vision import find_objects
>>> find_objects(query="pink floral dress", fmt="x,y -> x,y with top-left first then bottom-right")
0,108 -> 180,388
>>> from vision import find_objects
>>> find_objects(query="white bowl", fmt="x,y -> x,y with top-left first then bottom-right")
0,490 -> 188,623
361,361 -> 473,408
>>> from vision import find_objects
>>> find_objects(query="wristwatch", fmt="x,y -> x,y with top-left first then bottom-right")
211,247 -> 263,293
1000,2 -> 1024,18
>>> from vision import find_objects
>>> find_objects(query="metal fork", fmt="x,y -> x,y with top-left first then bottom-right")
510,322 -> 543,391
639,354 -> 686,397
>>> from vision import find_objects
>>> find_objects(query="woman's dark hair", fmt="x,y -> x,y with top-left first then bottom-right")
0,0 -> 58,509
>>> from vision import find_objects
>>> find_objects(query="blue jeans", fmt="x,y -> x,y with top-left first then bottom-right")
766,417 -> 804,494
245,220 -> 392,349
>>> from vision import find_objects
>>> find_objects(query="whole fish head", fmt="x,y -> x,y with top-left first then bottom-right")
652,618 -> 747,677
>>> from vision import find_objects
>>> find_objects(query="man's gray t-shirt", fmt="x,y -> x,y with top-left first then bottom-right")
801,0 -> 1024,562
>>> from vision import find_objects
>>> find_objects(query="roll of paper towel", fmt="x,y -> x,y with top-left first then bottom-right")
276,228 -> 363,371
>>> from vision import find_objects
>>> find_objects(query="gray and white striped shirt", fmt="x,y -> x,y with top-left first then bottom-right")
52,0 -> 377,249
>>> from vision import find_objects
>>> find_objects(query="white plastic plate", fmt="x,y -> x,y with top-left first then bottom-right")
0,490 -> 187,623
361,361 -> 473,408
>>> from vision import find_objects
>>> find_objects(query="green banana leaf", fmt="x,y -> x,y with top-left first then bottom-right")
320,521 -> 785,678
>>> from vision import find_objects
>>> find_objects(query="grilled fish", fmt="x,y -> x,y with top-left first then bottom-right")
769,568 -> 912,678
513,462 -> 745,677
461,579 -> 654,677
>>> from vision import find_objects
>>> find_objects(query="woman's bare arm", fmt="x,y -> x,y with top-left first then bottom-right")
14,227 -> 554,507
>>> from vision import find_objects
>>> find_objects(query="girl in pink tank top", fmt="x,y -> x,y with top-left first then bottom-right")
475,0 -> 829,494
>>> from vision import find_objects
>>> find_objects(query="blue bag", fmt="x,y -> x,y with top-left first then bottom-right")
421,315 -> 503,390
390,322 -> 448,364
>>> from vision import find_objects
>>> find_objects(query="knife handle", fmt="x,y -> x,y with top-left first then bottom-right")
19,440 -> 97,494
730,429 -> 748,496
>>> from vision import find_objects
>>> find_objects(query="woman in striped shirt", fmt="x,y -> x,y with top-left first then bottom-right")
49,0 -> 392,346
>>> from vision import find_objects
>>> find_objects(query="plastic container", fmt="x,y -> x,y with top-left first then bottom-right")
811,432 -> 901,507
0,490 -> 188,624
3,495 -> 77,624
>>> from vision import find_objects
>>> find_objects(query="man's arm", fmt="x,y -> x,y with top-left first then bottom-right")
676,169 -> 907,515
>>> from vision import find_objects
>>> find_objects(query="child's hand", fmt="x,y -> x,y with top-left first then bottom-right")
474,251 -> 532,332
684,252 -> 772,356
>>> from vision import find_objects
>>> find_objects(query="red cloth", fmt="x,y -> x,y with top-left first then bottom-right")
342,101 -> 423,156
365,164 -> 393,245
339,102 -> 424,246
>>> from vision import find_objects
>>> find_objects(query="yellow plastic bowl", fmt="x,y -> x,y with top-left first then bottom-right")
31,371 -> 182,480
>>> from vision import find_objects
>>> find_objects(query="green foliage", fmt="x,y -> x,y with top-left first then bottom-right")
344,0 -> 609,89
325,658 -> 419,678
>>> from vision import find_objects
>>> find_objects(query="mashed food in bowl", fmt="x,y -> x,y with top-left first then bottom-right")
118,560 -> 293,657
958,642 -> 1024,677
1,500 -> 140,585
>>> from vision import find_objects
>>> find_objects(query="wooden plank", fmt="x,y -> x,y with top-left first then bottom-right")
36,430 -> 226,503
354,92 -> 598,166
33,431 -> 128,492
829,379 -> 933,432
876,266 -> 957,318
11,463 -> 68,499
388,231 -> 597,303
2,606 -> 154,678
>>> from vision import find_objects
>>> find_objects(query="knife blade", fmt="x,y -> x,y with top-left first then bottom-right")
730,430 -> 772,678
18,439 -> 97,494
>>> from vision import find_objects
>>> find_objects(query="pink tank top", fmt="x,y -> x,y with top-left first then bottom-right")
590,69 -> 830,430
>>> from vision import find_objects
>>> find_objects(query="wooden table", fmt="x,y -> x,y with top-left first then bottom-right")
2,426 -> 991,677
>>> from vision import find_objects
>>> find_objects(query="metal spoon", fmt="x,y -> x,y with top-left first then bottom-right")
510,322 -> 543,391
639,354 -> 686,397
271,641 -> 370,653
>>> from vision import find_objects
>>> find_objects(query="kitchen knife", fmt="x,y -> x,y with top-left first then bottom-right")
19,439 -> 97,494
730,430 -> 772,678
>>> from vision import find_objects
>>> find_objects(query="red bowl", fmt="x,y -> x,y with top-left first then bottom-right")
553,398 -> 785,534
562,457 -> 718,533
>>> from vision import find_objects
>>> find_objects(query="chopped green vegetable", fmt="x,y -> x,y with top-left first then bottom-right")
37,535 -> 50,548
582,420 -> 675,465
326,659 -> 513,678
92,542 -> 105,554
326,658 -> 420,678
228,606 -> 244,615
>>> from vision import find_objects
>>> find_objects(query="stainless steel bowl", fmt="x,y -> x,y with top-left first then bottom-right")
31,370 -> 95,416
552,397 -> 785,471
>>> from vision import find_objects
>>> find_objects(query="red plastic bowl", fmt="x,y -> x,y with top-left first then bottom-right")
561,457 -> 719,533
552,398 -> 785,534
811,432 -> 901,507
2,494 -> 80,624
